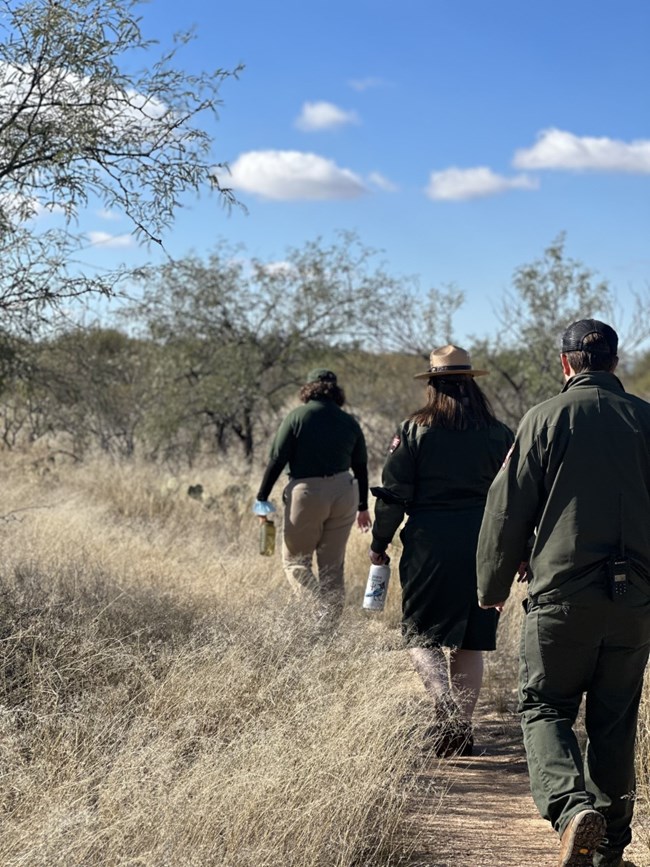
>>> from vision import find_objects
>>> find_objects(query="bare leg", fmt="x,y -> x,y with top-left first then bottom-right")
409,646 -> 452,704
411,646 -> 477,756
449,648 -> 484,722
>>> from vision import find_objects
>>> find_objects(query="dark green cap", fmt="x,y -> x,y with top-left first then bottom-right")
306,368 -> 337,384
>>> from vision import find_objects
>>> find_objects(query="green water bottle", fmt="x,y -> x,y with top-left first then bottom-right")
259,517 -> 276,556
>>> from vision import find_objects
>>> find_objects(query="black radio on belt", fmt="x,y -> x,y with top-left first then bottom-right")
608,555 -> 629,599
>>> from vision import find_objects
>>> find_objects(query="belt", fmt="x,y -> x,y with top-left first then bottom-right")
291,470 -> 349,480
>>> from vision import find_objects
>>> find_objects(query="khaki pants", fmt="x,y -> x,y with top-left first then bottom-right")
282,472 -> 357,619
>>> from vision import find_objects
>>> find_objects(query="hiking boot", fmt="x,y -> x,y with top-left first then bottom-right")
445,722 -> 473,757
558,809 -> 606,867
593,852 -> 635,867
425,720 -> 473,758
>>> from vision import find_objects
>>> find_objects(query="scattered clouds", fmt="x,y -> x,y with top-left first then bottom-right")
368,171 -> 399,192
426,167 -> 539,201
295,101 -> 359,132
513,128 -> 650,173
228,150 -> 367,201
86,231 -> 134,248
348,77 -> 386,92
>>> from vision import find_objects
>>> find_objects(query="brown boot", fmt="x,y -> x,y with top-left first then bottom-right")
558,809 -> 606,867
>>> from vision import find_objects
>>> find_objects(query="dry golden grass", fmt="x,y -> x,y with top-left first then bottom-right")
0,451 -> 443,867
634,669 -> 650,855
4,448 -> 650,865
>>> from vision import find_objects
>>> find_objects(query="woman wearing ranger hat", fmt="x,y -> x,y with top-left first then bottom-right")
369,345 -> 514,755
255,368 -> 371,624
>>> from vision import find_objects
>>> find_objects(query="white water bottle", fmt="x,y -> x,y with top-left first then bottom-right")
363,560 -> 391,611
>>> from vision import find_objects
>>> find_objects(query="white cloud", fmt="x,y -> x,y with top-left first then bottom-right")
368,171 -> 399,192
0,62 -> 168,137
258,260 -> 296,276
513,128 -> 650,173
348,77 -> 386,92
87,231 -> 134,248
426,167 -> 539,201
228,150 -> 367,201
0,192 -> 65,223
295,101 -> 359,132
32,201 -> 65,218
96,208 -> 121,221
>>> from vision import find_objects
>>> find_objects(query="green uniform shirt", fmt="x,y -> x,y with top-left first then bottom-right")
477,372 -> 650,606
256,398 -> 368,508
371,419 -> 514,553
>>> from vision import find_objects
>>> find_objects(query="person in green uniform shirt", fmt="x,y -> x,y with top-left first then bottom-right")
369,345 -> 514,756
477,319 -> 650,867
255,368 -> 371,622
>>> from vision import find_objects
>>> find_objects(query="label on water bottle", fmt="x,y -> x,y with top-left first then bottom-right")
363,563 -> 391,611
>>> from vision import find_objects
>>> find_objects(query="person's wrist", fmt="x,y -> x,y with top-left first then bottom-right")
369,548 -> 389,565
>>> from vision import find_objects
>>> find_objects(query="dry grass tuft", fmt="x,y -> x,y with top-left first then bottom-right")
0,452 -> 439,867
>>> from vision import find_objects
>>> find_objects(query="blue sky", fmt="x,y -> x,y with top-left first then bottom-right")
86,0 -> 650,345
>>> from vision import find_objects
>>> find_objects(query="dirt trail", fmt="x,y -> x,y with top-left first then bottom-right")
404,708 -> 650,867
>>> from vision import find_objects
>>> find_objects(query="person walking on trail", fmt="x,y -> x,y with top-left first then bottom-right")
477,319 -> 650,867
368,345 -> 514,757
254,368 -> 371,623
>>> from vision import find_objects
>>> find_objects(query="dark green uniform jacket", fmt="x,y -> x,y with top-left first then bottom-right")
256,398 -> 369,509
371,418 -> 513,648
371,420 -> 514,553
477,372 -> 650,607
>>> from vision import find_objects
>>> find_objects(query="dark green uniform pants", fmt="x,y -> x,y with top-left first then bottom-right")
519,581 -> 650,851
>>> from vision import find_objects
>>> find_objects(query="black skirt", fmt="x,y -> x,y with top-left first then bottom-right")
398,506 -> 498,650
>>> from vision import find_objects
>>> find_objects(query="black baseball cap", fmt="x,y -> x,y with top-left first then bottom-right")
561,319 -> 618,356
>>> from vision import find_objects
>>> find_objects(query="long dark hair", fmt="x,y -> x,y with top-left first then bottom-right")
408,376 -> 497,430
299,380 -> 346,407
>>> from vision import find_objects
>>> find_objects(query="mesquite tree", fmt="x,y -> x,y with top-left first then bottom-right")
0,0 -> 239,320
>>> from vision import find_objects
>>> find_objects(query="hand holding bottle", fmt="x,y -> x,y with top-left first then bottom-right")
253,499 -> 276,517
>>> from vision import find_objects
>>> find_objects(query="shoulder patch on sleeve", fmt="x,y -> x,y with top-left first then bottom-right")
388,434 -> 401,454
501,442 -> 515,470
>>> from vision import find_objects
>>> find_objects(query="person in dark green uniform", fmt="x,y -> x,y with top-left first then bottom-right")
369,345 -> 514,755
255,369 -> 371,622
477,320 -> 650,867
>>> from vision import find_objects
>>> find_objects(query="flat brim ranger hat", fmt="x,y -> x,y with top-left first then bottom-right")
414,344 -> 489,380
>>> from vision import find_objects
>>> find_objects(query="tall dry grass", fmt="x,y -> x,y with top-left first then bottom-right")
633,669 -> 650,856
0,451 -> 441,867
6,447 -> 650,864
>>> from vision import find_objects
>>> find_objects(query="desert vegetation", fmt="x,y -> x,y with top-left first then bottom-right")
1,1 -> 649,862
0,450 -> 455,866
1,447 -> 650,865
1,231 -> 650,863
